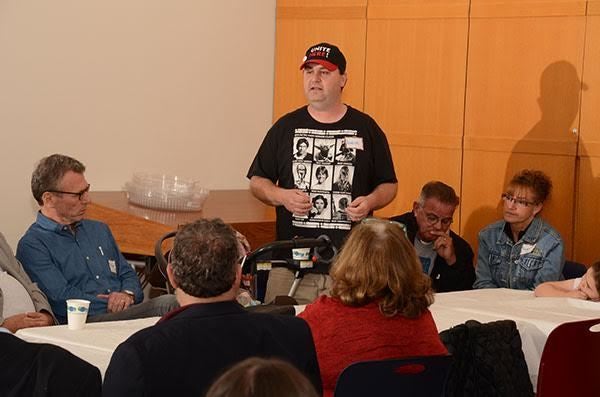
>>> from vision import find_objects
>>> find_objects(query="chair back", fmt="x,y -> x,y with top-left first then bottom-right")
145,230 -> 176,295
562,260 -> 586,279
537,318 -> 600,397
333,355 -> 452,397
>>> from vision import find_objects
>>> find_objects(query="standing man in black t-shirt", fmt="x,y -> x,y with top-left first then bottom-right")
247,42 -> 397,304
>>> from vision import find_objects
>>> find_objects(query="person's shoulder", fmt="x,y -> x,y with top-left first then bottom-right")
344,106 -> 382,127
115,320 -> 169,353
80,219 -> 114,236
19,221 -> 43,238
298,295 -> 341,318
237,310 -> 312,341
345,105 -> 373,121
390,211 -> 413,224
272,106 -> 309,126
250,309 -> 309,327
479,220 -> 504,235
80,219 -> 109,229
537,218 -> 563,243
264,106 -> 310,140
17,222 -> 47,248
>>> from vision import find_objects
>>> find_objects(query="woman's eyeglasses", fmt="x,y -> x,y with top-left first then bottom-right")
501,193 -> 537,208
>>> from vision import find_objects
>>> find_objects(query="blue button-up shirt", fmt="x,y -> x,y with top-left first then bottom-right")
473,216 -> 564,290
16,213 -> 143,323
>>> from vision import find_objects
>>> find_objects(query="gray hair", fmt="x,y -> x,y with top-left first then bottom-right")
170,218 -> 239,298
417,181 -> 459,207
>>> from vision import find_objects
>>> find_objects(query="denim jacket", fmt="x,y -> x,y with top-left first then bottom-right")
473,217 -> 564,290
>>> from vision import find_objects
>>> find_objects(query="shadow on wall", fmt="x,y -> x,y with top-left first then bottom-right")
462,61 -> 588,261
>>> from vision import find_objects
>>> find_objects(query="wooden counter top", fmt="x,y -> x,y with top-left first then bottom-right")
86,190 -> 276,256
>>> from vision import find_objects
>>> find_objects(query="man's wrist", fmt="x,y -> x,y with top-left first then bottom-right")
123,290 -> 136,301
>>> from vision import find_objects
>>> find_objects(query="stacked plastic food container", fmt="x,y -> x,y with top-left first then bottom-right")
126,173 -> 209,211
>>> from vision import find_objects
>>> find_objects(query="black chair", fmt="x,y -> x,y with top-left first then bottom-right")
144,230 -> 176,296
333,355 -> 453,397
562,260 -> 586,279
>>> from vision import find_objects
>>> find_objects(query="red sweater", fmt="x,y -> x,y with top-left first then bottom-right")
298,296 -> 448,397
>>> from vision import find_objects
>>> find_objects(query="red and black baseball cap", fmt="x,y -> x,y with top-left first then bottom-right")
299,42 -> 346,74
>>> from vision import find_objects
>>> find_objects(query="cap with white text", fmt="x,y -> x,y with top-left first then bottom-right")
299,42 -> 346,74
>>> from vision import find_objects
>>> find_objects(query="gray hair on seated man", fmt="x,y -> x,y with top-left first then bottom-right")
417,180 -> 460,207
167,219 -> 242,303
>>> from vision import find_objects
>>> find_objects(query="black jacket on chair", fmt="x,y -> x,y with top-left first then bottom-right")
391,212 -> 475,292
439,319 -> 534,397
102,300 -> 321,397
0,332 -> 101,397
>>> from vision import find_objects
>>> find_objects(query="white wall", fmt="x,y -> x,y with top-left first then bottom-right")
0,0 -> 276,247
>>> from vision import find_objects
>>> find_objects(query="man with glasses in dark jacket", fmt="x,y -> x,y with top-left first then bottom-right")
391,181 -> 475,292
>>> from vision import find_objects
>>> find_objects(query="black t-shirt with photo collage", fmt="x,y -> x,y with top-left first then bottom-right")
247,105 -> 397,250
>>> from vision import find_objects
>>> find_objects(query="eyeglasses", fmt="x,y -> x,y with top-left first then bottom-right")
361,217 -> 408,236
501,193 -> 537,208
48,184 -> 91,200
422,212 -> 453,227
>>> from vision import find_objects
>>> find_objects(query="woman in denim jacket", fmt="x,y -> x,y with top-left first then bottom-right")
474,170 -> 564,290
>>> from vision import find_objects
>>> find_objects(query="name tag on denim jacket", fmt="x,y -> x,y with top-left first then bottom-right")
520,243 -> 536,256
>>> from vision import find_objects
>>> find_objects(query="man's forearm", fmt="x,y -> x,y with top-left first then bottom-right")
249,176 -> 283,207
366,182 -> 398,211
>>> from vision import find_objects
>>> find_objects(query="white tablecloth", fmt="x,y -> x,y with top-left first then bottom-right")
16,317 -> 159,377
15,289 -> 600,386
429,288 -> 600,387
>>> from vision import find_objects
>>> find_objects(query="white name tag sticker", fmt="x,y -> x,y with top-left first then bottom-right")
520,244 -> 536,255
344,137 -> 363,150
299,260 -> 314,269
108,260 -> 117,274
256,262 -> 272,271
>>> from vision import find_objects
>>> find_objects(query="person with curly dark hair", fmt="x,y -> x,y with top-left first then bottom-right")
474,169 -> 564,290
298,219 -> 447,397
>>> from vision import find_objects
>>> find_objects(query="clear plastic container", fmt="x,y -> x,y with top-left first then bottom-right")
125,173 -> 209,211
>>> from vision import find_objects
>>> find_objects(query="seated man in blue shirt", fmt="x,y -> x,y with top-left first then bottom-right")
473,169 -> 564,290
16,154 -> 177,323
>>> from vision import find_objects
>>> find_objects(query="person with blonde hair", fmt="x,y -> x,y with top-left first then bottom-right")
298,218 -> 448,397
206,357 -> 319,397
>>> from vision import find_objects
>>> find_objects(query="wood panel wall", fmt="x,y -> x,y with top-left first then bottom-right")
575,0 -> 600,264
462,0 -> 586,259
273,0 -> 367,120
274,0 -> 599,263
364,0 -> 469,220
